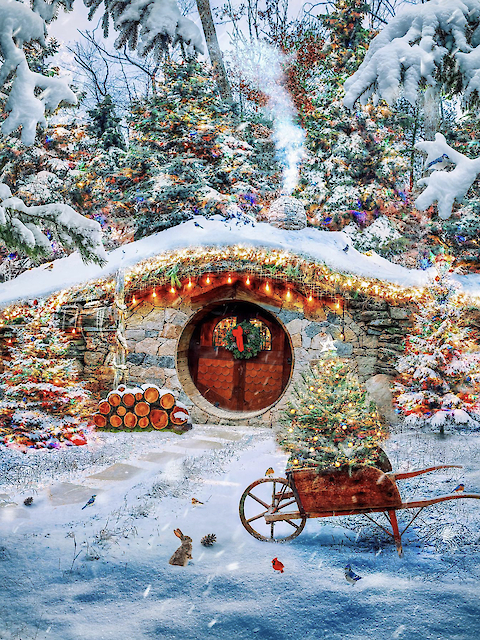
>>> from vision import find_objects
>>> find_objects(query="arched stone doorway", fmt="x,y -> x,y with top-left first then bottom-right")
181,300 -> 293,414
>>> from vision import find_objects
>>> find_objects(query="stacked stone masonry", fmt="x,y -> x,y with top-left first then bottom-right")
65,289 -> 413,426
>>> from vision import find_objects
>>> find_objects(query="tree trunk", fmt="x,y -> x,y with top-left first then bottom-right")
195,0 -> 232,101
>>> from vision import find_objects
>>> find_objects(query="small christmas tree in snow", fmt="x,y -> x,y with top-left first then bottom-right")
277,359 -> 388,471
393,254 -> 480,433
0,305 -> 93,449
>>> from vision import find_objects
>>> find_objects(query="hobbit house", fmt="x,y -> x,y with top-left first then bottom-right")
54,244 -> 416,427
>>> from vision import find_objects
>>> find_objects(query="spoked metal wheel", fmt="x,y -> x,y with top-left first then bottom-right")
239,477 -> 307,542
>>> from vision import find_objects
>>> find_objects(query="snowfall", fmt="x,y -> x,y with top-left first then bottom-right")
1,421 -> 480,640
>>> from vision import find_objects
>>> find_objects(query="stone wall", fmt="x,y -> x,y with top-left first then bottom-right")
62,287 -> 413,426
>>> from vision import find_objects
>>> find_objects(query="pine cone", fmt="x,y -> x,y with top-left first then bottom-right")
200,533 -> 216,547
24,497 -> 33,506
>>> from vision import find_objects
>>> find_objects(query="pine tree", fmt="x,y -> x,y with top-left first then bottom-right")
277,359 -> 388,471
113,60 -> 277,239
293,0 -> 410,239
88,95 -> 126,151
0,305 -> 93,449
393,254 -> 480,433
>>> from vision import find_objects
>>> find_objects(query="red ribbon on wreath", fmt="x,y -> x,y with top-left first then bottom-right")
231,325 -> 244,352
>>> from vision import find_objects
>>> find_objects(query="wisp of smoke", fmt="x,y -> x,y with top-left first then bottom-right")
235,41 -> 305,194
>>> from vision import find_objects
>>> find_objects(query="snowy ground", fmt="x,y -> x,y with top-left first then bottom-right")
1,425 -> 480,640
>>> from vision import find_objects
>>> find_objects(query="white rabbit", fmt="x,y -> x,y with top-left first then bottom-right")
168,528 -> 193,566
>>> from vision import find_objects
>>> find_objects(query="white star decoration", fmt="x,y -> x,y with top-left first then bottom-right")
319,333 -> 337,352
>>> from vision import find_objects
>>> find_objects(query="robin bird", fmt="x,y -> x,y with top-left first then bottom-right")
82,495 -> 96,510
453,483 -> 465,492
345,564 -> 362,584
272,558 -> 284,573
265,467 -> 275,477
191,498 -> 203,506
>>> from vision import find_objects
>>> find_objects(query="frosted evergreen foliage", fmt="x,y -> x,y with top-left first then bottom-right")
343,216 -> 403,257
393,260 -> 480,433
0,0 -> 77,146
0,182 -> 106,264
343,0 -> 480,110
415,133 -> 480,220
85,0 -> 204,59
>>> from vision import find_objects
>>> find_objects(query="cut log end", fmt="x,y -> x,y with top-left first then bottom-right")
123,393 -> 136,408
109,414 -> 123,429
170,405 -> 189,425
93,414 -> 107,428
134,401 -> 150,417
138,417 -> 150,429
151,408 -> 169,430
143,385 -> 160,404
124,412 -> 138,429
98,401 -> 111,415
108,392 -> 122,407
159,393 -> 175,409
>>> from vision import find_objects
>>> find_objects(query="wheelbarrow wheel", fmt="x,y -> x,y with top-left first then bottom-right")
239,477 -> 307,542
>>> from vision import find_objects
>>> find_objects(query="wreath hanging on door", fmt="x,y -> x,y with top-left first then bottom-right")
224,320 -> 263,359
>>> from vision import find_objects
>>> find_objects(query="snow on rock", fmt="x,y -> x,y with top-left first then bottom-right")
415,133 -> 480,219
267,196 -> 307,230
343,0 -> 480,109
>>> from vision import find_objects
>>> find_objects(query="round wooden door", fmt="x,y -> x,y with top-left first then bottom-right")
188,302 -> 292,412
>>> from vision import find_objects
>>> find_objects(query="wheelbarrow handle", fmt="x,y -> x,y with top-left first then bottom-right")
388,465 -> 462,480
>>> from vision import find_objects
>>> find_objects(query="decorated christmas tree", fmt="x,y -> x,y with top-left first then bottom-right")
0,305 -> 93,450
277,359 -> 388,471
393,254 -> 480,434
111,60 -> 278,239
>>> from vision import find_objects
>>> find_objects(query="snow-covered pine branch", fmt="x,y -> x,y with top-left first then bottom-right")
0,0 -> 78,146
415,133 -> 480,220
343,0 -> 480,109
84,0 -> 204,59
0,183 -> 106,265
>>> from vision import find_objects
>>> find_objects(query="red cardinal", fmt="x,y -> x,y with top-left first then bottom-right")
232,325 -> 244,352
272,558 -> 284,573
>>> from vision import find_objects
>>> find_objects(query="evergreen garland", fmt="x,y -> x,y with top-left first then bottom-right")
224,320 -> 263,360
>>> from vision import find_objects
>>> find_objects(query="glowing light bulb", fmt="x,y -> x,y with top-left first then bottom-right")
188,280 -> 192,288
170,287 -> 175,293
286,290 -> 291,300
228,276 -> 232,284
72,328 -> 76,334
206,276 -> 210,284
152,290 -> 157,297
335,461 -> 341,467
309,447 -> 315,452
309,405 -> 314,410
290,409 -> 296,414
132,296 -> 136,304
265,282 -> 270,292
246,276 -> 250,285
308,295 -> 313,302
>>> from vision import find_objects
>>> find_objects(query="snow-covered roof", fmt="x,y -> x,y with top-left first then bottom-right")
1,216 -> 479,307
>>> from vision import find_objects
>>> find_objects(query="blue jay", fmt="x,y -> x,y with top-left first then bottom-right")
82,495 -> 96,510
426,153 -> 451,170
345,564 -> 362,584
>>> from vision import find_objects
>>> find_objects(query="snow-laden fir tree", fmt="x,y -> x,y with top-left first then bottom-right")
0,304 -> 93,449
393,255 -> 480,434
283,0 -> 409,239
110,60 -> 277,239
88,95 -> 126,151
343,0 -> 480,112
277,359 -> 389,471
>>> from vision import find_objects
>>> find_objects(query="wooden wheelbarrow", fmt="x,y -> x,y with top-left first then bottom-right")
239,464 -> 480,556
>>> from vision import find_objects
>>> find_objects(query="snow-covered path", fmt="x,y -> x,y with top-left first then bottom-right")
1,426 -> 480,640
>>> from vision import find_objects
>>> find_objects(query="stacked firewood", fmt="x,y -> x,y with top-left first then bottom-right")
93,384 -> 191,432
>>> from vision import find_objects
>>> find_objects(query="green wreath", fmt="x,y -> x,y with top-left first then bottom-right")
224,320 -> 264,360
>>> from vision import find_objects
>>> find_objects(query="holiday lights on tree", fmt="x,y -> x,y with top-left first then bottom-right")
277,359 -> 388,470
393,253 -> 480,434
0,304 -> 93,449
